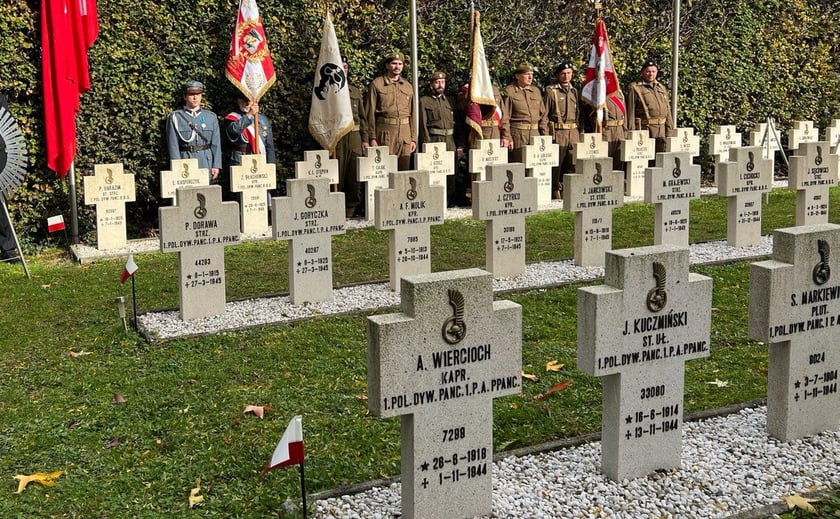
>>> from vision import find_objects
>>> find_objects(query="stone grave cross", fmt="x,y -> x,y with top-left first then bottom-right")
83,163 -> 136,250
468,138 -> 509,181
563,157 -> 624,266
748,121 -> 783,160
375,170 -> 445,291
415,142 -> 455,214
160,158 -> 209,202
578,245 -> 712,480
827,119 -> 840,155
472,163 -> 538,278
272,178 -> 345,304
665,127 -> 701,158
368,269 -> 522,519
159,185 -> 241,320
749,224 -> 840,441
523,135 -> 559,207
644,151 -> 701,246
789,120 -> 819,151
294,150 -> 339,185
357,145 -> 398,221
573,132 -> 610,162
717,146 -> 773,247
708,124 -> 742,185
621,130 -> 656,197
230,153 -> 276,234
789,142 -> 839,226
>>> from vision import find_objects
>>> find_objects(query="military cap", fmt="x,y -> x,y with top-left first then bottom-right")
383,51 -> 406,63
514,63 -> 534,74
428,70 -> 447,81
641,60 -> 659,71
554,62 -> 574,75
183,80 -> 205,94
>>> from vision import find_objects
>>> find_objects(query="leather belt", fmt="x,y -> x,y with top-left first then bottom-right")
481,120 -> 497,127
511,122 -> 539,130
377,117 -> 409,125
640,117 -> 666,125
179,144 -> 211,152
552,122 -> 577,130
233,145 -> 250,153
605,119 -> 625,127
428,128 -> 454,136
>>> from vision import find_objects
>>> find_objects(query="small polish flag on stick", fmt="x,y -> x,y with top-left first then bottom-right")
47,215 -> 65,233
120,254 -> 138,284
264,415 -> 305,473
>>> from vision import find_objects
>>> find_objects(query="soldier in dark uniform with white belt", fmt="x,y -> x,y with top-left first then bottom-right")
336,56 -> 366,218
626,60 -> 674,152
166,80 -> 222,181
544,62 -> 580,199
365,51 -> 416,170
419,70 -> 466,206
223,91 -> 276,167
503,63 -> 548,164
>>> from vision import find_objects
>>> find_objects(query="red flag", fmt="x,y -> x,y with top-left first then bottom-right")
120,254 -> 138,284
47,215 -> 66,233
225,0 -> 276,102
581,19 -> 624,123
41,0 -> 98,177
263,415 -> 304,474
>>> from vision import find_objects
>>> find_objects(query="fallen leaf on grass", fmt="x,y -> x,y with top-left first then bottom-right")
68,350 -> 92,358
707,379 -> 729,387
533,381 -> 572,400
13,471 -> 64,493
188,479 -> 204,508
782,493 -> 818,513
545,360 -> 564,372
354,394 -> 368,401
243,405 -> 266,418
112,393 -> 125,404
521,372 -> 539,382
104,437 -> 120,449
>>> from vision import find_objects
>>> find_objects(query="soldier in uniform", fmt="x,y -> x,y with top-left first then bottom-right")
365,51 -> 416,170
625,60 -> 674,152
223,91 -> 276,167
166,80 -> 222,181
503,63 -> 548,163
544,62 -> 580,199
336,56 -> 366,218
419,71 -> 465,206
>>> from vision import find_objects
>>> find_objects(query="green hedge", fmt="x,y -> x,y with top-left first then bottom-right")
2,0 -> 838,247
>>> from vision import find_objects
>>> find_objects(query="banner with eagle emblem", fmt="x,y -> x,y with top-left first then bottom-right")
225,0 -> 276,102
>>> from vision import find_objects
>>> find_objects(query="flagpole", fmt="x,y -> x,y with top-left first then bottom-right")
68,162 -> 80,244
299,462 -> 308,519
410,0 -> 419,165
671,0 -> 680,125
593,1 -> 603,135
130,275 -> 138,331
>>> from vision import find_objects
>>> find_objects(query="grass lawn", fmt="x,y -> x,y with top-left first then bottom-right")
0,187 -> 838,517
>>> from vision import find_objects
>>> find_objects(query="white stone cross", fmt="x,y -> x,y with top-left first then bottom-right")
789,120 -> 819,151
749,224 -> 840,441
644,151 -> 701,246
717,146 -> 773,247
708,125 -> 742,185
826,119 -> 840,155
294,150 -> 339,185
468,138 -> 509,181
415,143 -> 455,214
665,127 -> 700,158
367,269 -> 522,519
83,163 -> 136,250
563,157 -> 624,266
573,132 -> 610,162
789,142 -> 839,226
160,158 -> 209,202
272,178 -> 345,304
621,130 -> 656,197
374,170 -> 445,291
472,163 -> 538,278
523,135 -> 559,207
230,153 -> 276,234
158,185 -> 241,320
578,245 -> 712,480
357,146 -> 399,221
748,122 -> 783,160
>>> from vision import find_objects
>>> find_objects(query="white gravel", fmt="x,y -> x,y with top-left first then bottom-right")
313,406 -> 840,518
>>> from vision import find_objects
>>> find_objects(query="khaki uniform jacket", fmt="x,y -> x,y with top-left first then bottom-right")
365,75 -> 416,148
544,83 -> 580,149
502,84 -> 548,150
419,93 -> 459,152
626,81 -> 674,139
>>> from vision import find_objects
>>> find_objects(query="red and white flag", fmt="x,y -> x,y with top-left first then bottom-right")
120,254 -> 137,284
463,11 -> 499,142
225,0 -> 276,102
263,415 -> 304,474
41,0 -> 99,177
308,13 -> 353,154
581,19 -> 624,125
47,214 -> 66,233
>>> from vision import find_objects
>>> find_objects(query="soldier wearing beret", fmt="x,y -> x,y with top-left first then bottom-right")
365,51 -> 416,170
544,62 -> 580,199
336,56 -> 367,218
166,80 -> 222,181
503,63 -> 548,163
223,91 -> 276,166
626,60 -> 674,152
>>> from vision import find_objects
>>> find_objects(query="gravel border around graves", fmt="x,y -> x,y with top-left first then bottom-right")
312,404 -> 840,519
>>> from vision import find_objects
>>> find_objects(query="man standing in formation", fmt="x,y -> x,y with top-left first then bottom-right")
419,70 -> 467,206
166,81 -> 222,182
544,62 -> 580,199
223,92 -> 276,167
336,56 -> 366,218
626,60 -> 674,152
503,63 -> 547,163
366,51 -> 416,170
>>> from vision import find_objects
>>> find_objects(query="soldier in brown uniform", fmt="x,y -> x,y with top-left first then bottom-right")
503,63 -> 548,163
625,60 -> 674,152
419,70 -> 465,205
336,56 -> 367,218
365,51 -> 416,170
544,62 -> 580,199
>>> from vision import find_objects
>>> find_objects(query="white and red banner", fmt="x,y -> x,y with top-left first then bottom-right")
41,0 -> 99,177
464,11 -> 499,141
263,415 -> 304,474
308,13 -> 353,154
225,0 -> 276,102
581,19 -> 624,124
120,254 -> 137,284
47,214 -> 66,233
